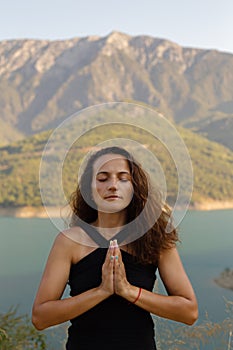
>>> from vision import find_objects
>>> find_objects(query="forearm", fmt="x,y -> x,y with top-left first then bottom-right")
122,285 -> 198,325
32,287 -> 110,330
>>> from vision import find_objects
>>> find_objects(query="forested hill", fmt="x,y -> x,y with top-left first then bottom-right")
0,120 -> 233,209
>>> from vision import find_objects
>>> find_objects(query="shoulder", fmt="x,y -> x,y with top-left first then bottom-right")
53,226 -> 86,251
60,225 -> 99,248
158,246 -> 181,268
54,226 -> 98,264
48,231 -> 75,263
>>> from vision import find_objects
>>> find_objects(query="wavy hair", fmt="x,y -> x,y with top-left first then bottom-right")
69,146 -> 179,265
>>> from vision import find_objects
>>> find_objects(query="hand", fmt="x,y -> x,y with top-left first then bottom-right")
112,241 -> 131,297
99,245 -> 115,297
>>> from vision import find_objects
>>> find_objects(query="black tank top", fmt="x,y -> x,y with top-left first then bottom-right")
66,222 -> 158,350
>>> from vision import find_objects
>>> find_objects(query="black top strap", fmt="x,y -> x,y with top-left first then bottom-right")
77,220 -> 109,246
77,219 -> 133,247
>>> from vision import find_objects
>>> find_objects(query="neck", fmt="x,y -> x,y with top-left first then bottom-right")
93,210 -> 127,238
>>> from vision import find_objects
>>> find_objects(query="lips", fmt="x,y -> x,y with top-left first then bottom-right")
104,195 -> 121,199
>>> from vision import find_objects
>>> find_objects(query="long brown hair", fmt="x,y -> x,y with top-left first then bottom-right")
69,146 -> 179,265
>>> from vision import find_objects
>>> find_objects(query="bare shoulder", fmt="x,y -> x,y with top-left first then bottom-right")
52,228 -> 84,259
61,225 -> 98,247
58,226 -> 99,264
158,246 -> 180,264
51,230 -> 77,251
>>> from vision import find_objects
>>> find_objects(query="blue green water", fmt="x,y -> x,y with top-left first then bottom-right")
0,210 -> 233,348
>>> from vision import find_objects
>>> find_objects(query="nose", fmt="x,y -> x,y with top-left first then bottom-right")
107,176 -> 118,190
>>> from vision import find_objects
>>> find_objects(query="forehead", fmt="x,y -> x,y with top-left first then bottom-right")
92,153 -> 130,173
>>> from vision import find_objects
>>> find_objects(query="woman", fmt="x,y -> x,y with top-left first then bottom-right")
32,146 -> 198,350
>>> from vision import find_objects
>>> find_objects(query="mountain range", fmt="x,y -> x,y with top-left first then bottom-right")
0,31 -> 233,210
0,31 -> 233,150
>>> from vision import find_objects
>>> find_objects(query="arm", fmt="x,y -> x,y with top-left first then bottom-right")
32,233 -> 114,330
114,246 -> 198,325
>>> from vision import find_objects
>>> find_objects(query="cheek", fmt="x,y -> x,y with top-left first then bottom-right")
125,183 -> 134,200
92,180 -> 103,197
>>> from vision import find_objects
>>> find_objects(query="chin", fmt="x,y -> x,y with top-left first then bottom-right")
98,204 -> 128,214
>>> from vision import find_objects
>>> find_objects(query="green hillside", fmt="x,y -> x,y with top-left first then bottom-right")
0,115 -> 233,208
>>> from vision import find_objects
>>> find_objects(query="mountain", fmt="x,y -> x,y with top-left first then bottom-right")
0,31 -> 233,149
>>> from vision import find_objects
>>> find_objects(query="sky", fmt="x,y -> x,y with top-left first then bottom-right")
1,0 -> 233,54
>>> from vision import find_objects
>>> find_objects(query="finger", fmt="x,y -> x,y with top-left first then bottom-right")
103,242 -> 114,268
106,240 -> 114,258
113,243 -> 123,265
114,253 -> 123,272
106,241 -> 114,264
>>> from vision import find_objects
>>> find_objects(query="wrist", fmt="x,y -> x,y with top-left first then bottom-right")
121,283 -> 141,303
96,286 -> 112,299
131,287 -> 142,304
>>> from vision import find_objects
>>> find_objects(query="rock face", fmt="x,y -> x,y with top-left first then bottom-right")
0,31 -> 233,149
214,269 -> 233,291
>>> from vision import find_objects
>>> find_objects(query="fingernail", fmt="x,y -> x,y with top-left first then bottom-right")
115,255 -> 118,260
113,239 -> 118,248
110,255 -> 114,260
110,240 -> 114,248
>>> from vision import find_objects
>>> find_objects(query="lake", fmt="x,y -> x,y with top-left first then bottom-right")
0,209 -> 233,349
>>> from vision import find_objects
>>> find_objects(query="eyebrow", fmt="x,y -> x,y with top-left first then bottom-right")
96,171 -> 130,176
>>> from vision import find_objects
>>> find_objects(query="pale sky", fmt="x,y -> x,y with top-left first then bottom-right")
1,0 -> 233,54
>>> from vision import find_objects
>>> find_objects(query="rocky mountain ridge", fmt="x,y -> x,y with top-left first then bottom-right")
0,31 -> 233,149
0,32 -> 204,77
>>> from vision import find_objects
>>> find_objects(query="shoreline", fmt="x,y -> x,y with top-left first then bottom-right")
0,206 -> 60,218
190,200 -> 233,211
0,200 -> 233,218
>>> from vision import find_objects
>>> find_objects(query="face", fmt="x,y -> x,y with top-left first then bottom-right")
91,153 -> 134,214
